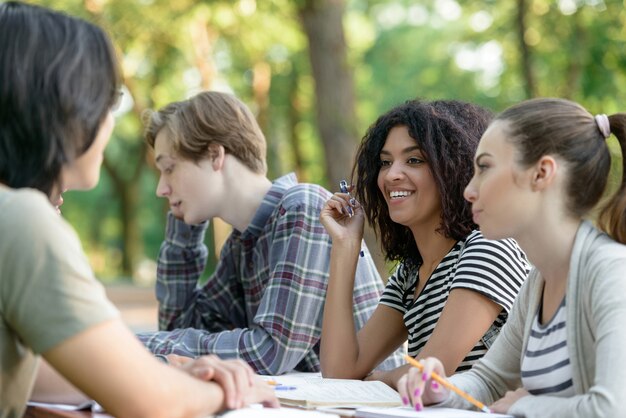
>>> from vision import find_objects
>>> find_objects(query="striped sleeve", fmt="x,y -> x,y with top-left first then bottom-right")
450,231 -> 529,313
379,263 -> 410,315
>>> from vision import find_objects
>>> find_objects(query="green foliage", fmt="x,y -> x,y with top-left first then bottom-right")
28,0 -> 626,282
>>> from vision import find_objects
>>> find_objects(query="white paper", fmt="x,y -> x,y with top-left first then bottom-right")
27,400 -> 104,412
316,406 -> 358,417
217,406 -> 338,417
356,406 -> 513,418
263,372 -> 402,408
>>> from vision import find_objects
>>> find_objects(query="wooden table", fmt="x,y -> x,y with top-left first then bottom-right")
24,405 -> 354,418
24,406 -> 95,418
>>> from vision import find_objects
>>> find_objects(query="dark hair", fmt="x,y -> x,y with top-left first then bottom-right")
496,98 -> 626,244
144,91 -> 267,174
0,1 -> 120,196
353,99 -> 492,264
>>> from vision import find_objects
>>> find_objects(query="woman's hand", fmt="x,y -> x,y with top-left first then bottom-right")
319,188 -> 364,243
397,357 -> 449,411
167,354 -> 278,409
490,388 -> 529,414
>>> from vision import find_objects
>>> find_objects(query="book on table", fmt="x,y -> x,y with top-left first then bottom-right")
263,373 -> 402,409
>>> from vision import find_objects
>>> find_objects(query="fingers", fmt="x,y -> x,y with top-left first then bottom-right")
398,367 -> 421,409
185,355 -> 254,410
326,195 -> 349,216
248,377 -> 280,408
176,355 -> 277,410
325,193 -> 360,218
188,360 -> 216,381
166,353 -> 188,367
215,358 -> 254,409
407,365 -> 427,411
398,357 -> 448,411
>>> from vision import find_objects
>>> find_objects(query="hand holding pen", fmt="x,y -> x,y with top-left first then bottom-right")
398,356 -> 489,413
338,180 -> 356,217
319,179 -> 365,246
397,356 -> 482,412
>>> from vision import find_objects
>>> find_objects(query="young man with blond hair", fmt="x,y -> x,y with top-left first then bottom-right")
138,91 -> 403,374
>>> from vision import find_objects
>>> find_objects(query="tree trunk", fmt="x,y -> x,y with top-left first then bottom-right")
560,11 -> 585,99
516,0 -> 537,98
102,155 -> 143,277
298,0 -> 387,277
298,0 -> 359,188
288,63 -> 305,180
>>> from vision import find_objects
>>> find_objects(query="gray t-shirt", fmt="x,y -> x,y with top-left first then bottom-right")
0,187 -> 118,418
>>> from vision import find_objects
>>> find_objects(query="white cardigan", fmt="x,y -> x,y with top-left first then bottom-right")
440,220 -> 626,417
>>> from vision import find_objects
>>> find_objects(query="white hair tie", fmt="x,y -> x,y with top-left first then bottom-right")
594,114 -> 610,139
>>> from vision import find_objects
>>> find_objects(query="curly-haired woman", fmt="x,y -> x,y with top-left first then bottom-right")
319,99 -> 530,393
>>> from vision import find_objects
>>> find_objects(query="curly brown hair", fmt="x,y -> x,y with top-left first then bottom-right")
353,99 -> 492,265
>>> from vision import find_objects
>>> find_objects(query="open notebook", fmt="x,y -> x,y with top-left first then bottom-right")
263,373 -> 402,409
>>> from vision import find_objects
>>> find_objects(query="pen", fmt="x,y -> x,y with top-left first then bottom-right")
339,180 -> 354,217
339,179 -> 349,194
404,355 -> 492,414
265,380 -> 279,386
339,179 -> 365,257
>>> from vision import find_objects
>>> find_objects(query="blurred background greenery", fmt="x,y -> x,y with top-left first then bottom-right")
31,0 -> 626,284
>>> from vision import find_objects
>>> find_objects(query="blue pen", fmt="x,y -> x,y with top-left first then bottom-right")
274,385 -> 297,391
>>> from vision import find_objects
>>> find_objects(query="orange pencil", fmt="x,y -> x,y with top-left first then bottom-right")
404,355 -> 492,414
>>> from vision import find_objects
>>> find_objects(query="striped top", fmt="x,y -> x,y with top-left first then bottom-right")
521,297 -> 574,396
379,230 -> 529,372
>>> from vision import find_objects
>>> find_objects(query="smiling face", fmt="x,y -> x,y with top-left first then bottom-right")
153,129 -> 224,224
376,125 -> 442,232
464,121 -> 537,240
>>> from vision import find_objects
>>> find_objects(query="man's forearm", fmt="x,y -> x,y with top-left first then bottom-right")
136,325 -> 311,375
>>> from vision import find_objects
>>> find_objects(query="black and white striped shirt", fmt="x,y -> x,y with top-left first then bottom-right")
379,230 -> 529,372
521,297 -> 574,396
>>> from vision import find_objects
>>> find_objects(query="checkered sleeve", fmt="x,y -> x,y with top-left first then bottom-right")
153,212 -> 209,330
137,213 -> 244,351
235,196 -> 332,373
138,192 -> 332,375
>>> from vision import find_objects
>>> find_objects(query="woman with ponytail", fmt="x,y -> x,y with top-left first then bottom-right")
398,98 -> 626,418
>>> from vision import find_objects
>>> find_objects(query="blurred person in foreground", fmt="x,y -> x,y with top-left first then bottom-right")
0,2 -> 277,417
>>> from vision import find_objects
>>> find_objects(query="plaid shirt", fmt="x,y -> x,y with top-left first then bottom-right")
138,174 -> 403,374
